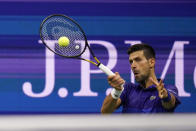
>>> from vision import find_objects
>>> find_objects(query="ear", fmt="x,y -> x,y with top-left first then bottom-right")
149,58 -> 155,69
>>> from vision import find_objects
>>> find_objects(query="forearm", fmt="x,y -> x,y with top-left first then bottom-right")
102,72 -> 124,114
161,93 -> 176,110
101,94 -> 119,114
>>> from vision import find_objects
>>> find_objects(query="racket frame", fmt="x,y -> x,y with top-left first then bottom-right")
40,14 -> 116,76
40,14 -> 101,66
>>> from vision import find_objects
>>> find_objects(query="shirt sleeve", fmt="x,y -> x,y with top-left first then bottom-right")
120,86 -> 126,106
120,82 -> 132,106
165,85 -> 181,108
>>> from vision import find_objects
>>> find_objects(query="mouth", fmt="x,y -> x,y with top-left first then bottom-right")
133,71 -> 140,76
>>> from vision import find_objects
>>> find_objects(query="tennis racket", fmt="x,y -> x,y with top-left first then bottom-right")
40,14 -> 115,76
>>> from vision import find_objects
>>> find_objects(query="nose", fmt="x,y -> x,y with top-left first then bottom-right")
131,61 -> 136,69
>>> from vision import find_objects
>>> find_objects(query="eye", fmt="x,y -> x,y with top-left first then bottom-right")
135,57 -> 141,62
129,60 -> 133,65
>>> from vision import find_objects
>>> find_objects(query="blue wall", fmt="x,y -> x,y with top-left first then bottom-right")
0,0 -> 195,113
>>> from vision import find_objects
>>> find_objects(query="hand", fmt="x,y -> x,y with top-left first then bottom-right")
150,77 -> 168,99
108,72 -> 125,91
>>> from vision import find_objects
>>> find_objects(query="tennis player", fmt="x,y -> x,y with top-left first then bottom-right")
101,44 -> 181,113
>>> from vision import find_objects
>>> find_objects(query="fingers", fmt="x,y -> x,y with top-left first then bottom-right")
160,81 -> 164,90
152,79 -> 167,99
150,77 -> 164,91
149,77 -> 159,86
108,72 -> 125,86
108,72 -> 125,90
148,77 -> 168,99
158,88 -> 168,99
108,72 -> 120,82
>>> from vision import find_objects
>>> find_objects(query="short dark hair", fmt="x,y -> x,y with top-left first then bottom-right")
127,43 -> 156,59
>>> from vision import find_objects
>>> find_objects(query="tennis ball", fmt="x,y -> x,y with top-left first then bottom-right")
58,36 -> 70,47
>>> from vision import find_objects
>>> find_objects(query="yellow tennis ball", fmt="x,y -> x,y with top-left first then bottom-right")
58,36 -> 70,47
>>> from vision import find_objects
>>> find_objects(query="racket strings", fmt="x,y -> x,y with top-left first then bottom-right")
40,15 -> 86,57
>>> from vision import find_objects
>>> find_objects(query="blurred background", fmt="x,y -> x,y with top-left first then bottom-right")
0,0 -> 195,114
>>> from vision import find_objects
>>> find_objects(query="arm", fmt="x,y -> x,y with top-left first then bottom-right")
101,72 -> 125,114
101,94 -> 121,114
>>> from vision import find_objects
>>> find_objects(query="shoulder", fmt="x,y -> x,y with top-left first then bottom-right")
120,82 -> 136,105
164,84 -> 181,104
124,82 -> 134,88
123,82 -> 138,92
164,84 -> 179,95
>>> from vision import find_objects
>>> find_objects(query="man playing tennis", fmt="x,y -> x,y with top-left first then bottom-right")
101,44 -> 181,113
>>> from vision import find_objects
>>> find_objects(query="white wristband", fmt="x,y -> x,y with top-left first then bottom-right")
111,88 -> 124,99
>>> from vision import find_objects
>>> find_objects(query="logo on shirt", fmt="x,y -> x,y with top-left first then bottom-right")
150,95 -> 156,101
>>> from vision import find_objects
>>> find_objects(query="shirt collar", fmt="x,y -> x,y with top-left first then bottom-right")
144,84 -> 157,91
135,79 -> 161,91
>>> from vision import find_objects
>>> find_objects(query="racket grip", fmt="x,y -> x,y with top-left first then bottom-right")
99,63 -> 124,91
98,63 -> 115,76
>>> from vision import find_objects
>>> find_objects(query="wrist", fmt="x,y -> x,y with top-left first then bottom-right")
111,88 -> 124,99
161,90 -> 171,102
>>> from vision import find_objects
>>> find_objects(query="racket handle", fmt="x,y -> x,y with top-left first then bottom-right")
99,63 -> 124,92
98,63 -> 115,76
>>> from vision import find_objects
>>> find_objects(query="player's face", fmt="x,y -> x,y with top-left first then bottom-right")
129,50 -> 151,83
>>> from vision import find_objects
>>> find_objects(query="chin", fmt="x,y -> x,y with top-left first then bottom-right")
135,76 -> 145,83
135,77 -> 142,83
